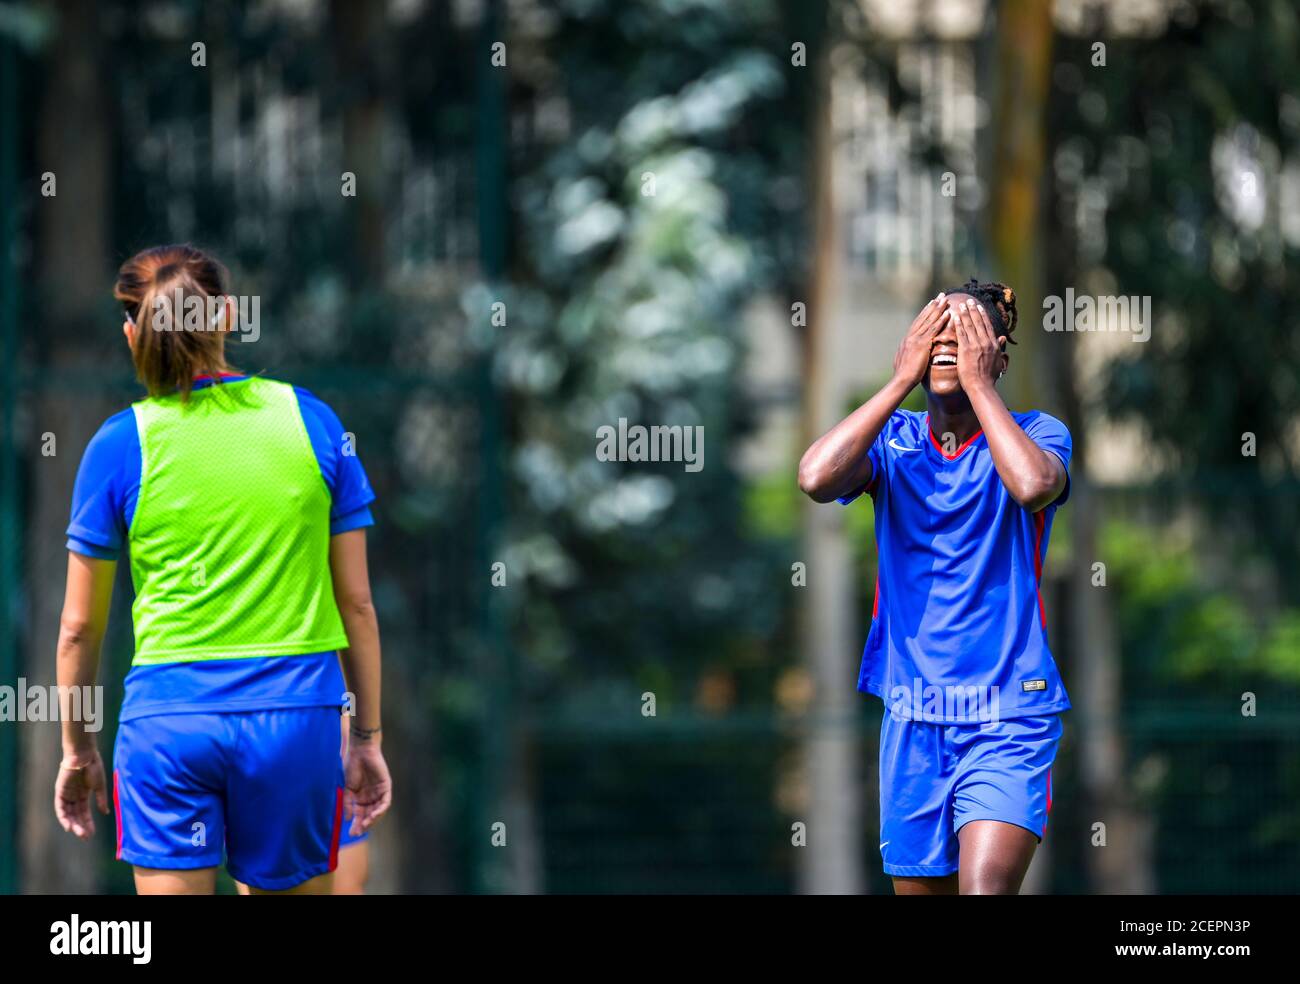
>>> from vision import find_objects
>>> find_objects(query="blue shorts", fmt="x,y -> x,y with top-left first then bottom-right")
878,711 -> 1060,878
113,707 -> 346,891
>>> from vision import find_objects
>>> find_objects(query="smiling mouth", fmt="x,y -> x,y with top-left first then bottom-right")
930,353 -> 957,367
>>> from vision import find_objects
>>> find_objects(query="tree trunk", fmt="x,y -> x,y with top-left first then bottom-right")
796,26 -> 864,896
989,0 -> 1054,412
1071,482 -> 1153,893
987,0 -> 1056,893
330,0 -> 387,288
20,0 -> 111,894
1035,17 -> 1155,897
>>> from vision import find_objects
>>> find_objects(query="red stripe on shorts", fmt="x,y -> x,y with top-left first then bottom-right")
329,788 -> 345,871
113,769 -> 123,860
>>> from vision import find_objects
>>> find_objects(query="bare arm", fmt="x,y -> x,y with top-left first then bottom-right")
331,529 -> 382,742
798,376 -> 911,502
54,552 -> 116,839
798,294 -> 950,502
954,299 -> 1067,512
330,528 -> 391,832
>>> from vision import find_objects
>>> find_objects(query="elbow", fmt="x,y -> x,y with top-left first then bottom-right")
797,463 -> 835,503
337,595 -> 376,622
58,616 -> 97,651
1011,475 -> 1060,513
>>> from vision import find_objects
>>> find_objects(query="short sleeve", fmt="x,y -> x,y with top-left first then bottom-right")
836,413 -> 902,506
1022,411 -> 1072,507
294,387 -> 377,529
331,505 -> 375,536
66,409 -> 141,560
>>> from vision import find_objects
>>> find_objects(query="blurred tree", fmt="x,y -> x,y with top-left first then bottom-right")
990,0 -> 1053,412
989,0 -> 1065,895
21,0 -> 112,895
1085,1 -> 1300,597
1049,0 -> 1300,893
480,0 -> 814,891
330,0 -> 386,287
796,0 -> 864,895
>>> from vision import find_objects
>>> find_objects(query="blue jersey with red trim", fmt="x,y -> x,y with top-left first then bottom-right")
66,375 -> 376,721
839,409 -> 1072,724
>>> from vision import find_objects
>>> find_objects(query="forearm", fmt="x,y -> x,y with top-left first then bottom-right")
799,374 -> 912,502
967,383 -> 1063,511
338,603 -> 382,742
56,625 -> 102,758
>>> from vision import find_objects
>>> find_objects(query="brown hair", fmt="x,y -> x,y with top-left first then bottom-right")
114,244 -> 235,400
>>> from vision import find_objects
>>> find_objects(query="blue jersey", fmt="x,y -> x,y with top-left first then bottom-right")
67,374 -> 376,721
839,409 -> 1071,724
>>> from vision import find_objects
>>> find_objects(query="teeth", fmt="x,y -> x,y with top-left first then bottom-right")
932,355 -> 957,365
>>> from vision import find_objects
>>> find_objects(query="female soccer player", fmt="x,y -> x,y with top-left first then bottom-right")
798,280 -> 1071,895
52,244 -> 391,895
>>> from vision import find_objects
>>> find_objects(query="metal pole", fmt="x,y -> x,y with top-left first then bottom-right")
472,0 -> 508,895
0,34 -> 23,896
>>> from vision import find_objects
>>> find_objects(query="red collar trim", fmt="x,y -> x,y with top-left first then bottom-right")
192,372 -> 243,383
927,419 -> 984,460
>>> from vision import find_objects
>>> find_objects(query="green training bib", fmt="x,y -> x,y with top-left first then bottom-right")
127,376 -> 348,664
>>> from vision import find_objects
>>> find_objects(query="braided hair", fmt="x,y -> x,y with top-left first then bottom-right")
941,277 -> 1018,348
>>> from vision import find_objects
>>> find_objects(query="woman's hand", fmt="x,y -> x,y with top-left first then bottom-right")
893,293 -> 950,388
344,737 -> 392,836
953,297 -> 1006,394
54,747 -> 109,840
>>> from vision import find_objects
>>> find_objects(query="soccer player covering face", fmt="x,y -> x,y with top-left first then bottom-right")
53,244 -> 391,895
798,280 -> 1071,895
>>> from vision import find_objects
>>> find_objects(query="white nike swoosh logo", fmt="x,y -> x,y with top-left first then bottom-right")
888,439 -> 919,452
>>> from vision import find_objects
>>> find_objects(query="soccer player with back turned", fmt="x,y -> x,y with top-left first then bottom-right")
53,244 -> 391,894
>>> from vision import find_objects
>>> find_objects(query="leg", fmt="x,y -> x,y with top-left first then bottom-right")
892,874 -> 958,896
248,871 -> 335,895
134,866 -> 218,895
949,715 -> 1062,895
333,840 -> 370,895
956,820 -> 1038,895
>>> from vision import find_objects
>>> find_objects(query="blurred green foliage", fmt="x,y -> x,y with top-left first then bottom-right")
483,0 -> 808,715
1051,1 -> 1300,603
7,0 -> 1300,894
1103,517 -> 1300,687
